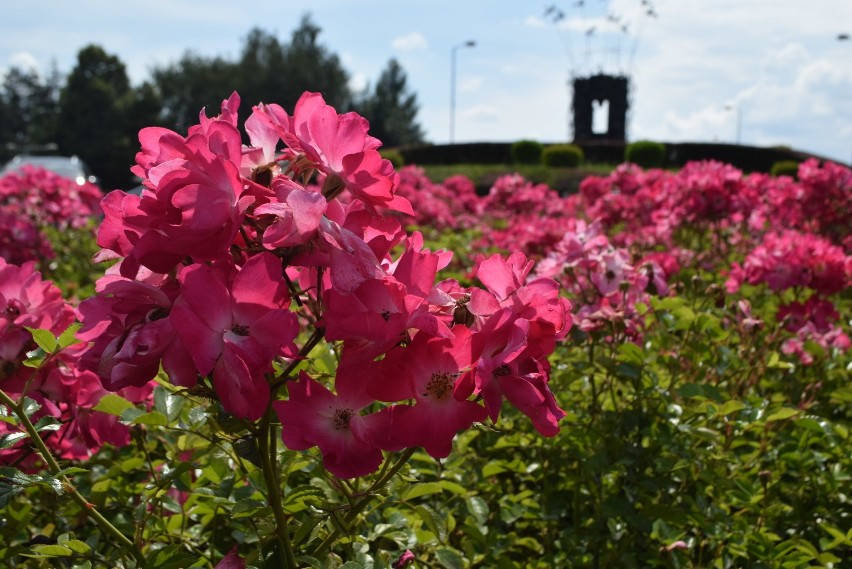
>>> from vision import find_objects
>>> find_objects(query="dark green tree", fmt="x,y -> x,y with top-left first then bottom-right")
56,45 -> 157,189
0,66 -> 62,161
151,52 -> 237,135
277,15 -> 351,110
151,16 -> 352,136
235,28 -> 288,111
356,59 -> 424,147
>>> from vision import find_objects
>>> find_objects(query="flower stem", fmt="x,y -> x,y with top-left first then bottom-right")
270,327 -> 325,390
257,411 -> 297,568
312,447 -> 417,559
0,388 -> 147,567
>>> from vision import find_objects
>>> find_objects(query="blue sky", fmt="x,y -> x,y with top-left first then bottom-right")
2,0 -> 851,164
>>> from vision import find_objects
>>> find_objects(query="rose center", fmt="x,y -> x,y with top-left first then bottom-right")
231,324 -> 250,336
147,307 -> 169,322
4,303 -> 21,319
494,364 -> 511,377
424,372 -> 454,400
333,408 -> 355,430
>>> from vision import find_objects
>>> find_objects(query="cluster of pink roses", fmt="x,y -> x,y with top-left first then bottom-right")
0,166 -> 102,265
726,230 -> 849,296
393,167 -> 480,231
726,230 -> 851,363
0,259 -> 148,466
776,298 -> 850,364
578,159 -> 851,252
393,167 -> 579,261
472,174 -> 578,259
535,220 -> 676,342
761,159 -> 851,249
75,92 -> 572,478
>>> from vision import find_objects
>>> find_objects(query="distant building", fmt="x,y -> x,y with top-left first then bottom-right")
571,74 -> 630,142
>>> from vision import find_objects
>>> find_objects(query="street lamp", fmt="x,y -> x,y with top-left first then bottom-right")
450,40 -> 476,144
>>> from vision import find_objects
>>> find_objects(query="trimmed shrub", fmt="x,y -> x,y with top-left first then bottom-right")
511,140 -> 543,165
770,160 -> 800,178
625,140 -> 666,169
380,149 -> 405,169
542,144 -> 584,167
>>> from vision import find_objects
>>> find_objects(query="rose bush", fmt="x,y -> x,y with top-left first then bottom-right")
0,94 -> 849,568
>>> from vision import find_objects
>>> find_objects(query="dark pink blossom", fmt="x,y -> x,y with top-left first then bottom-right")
101,96 -> 252,278
76,274 -> 195,391
274,371 -> 384,478
171,253 -> 298,420
0,258 -> 73,368
259,92 -> 412,214
369,328 -> 487,458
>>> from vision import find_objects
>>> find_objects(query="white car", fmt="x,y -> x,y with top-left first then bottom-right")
1,155 -> 99,186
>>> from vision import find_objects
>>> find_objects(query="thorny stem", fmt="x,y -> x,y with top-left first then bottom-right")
312,447 -> 417,559
0,388 -> 147,567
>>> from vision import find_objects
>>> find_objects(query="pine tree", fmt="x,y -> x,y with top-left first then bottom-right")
357,59 -> 424,147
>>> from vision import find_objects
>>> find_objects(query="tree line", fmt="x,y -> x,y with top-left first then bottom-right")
0,15 -> 424,190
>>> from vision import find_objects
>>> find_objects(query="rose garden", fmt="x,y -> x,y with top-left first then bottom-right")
0,91 -> 850,568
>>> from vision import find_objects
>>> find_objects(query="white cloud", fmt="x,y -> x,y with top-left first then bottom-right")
610,0 -> 852,161
391,32 -> 427,52
348,72 -> 368,93
8,51 -> 39,72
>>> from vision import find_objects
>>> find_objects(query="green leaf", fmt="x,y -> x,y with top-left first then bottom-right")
829,387 -> 852,404
63,539 -> 91,555
655,296 -> 687,311
677,383 -> 704,399
766,350 -> 794,369
436,480 -> 468,496
0,432 -> 28,449
414,504 -> 447,542
765,407 -> 799,422
92,393 -> 135,416
121,409 -> 168,426
434,547 -> 465,569
58,323 -> 82,349
147,545 -> 200,569
282,485 -> 324,514
820,523 -> 851,549
618,342 -> 645,365
0,405 -> 17,425
26,327 -> 57,353
482,460 -> 507,477
402,482 -> 444,501
154,386 -> 183,423
231,498 -> 268,519
717,400 -> 745,417
0,479 -> 24,508
30,544 -> 73,556
21,397 -> 41,417
795,418 -> 825,434
466,496 -> 489,527
33,416 -> 62,432
22,350 -> 46,367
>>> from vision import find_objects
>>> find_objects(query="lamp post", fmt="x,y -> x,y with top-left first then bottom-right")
450,40 -> 476,144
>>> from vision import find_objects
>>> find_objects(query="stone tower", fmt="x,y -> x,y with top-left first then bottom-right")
571,74 -> 630,141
